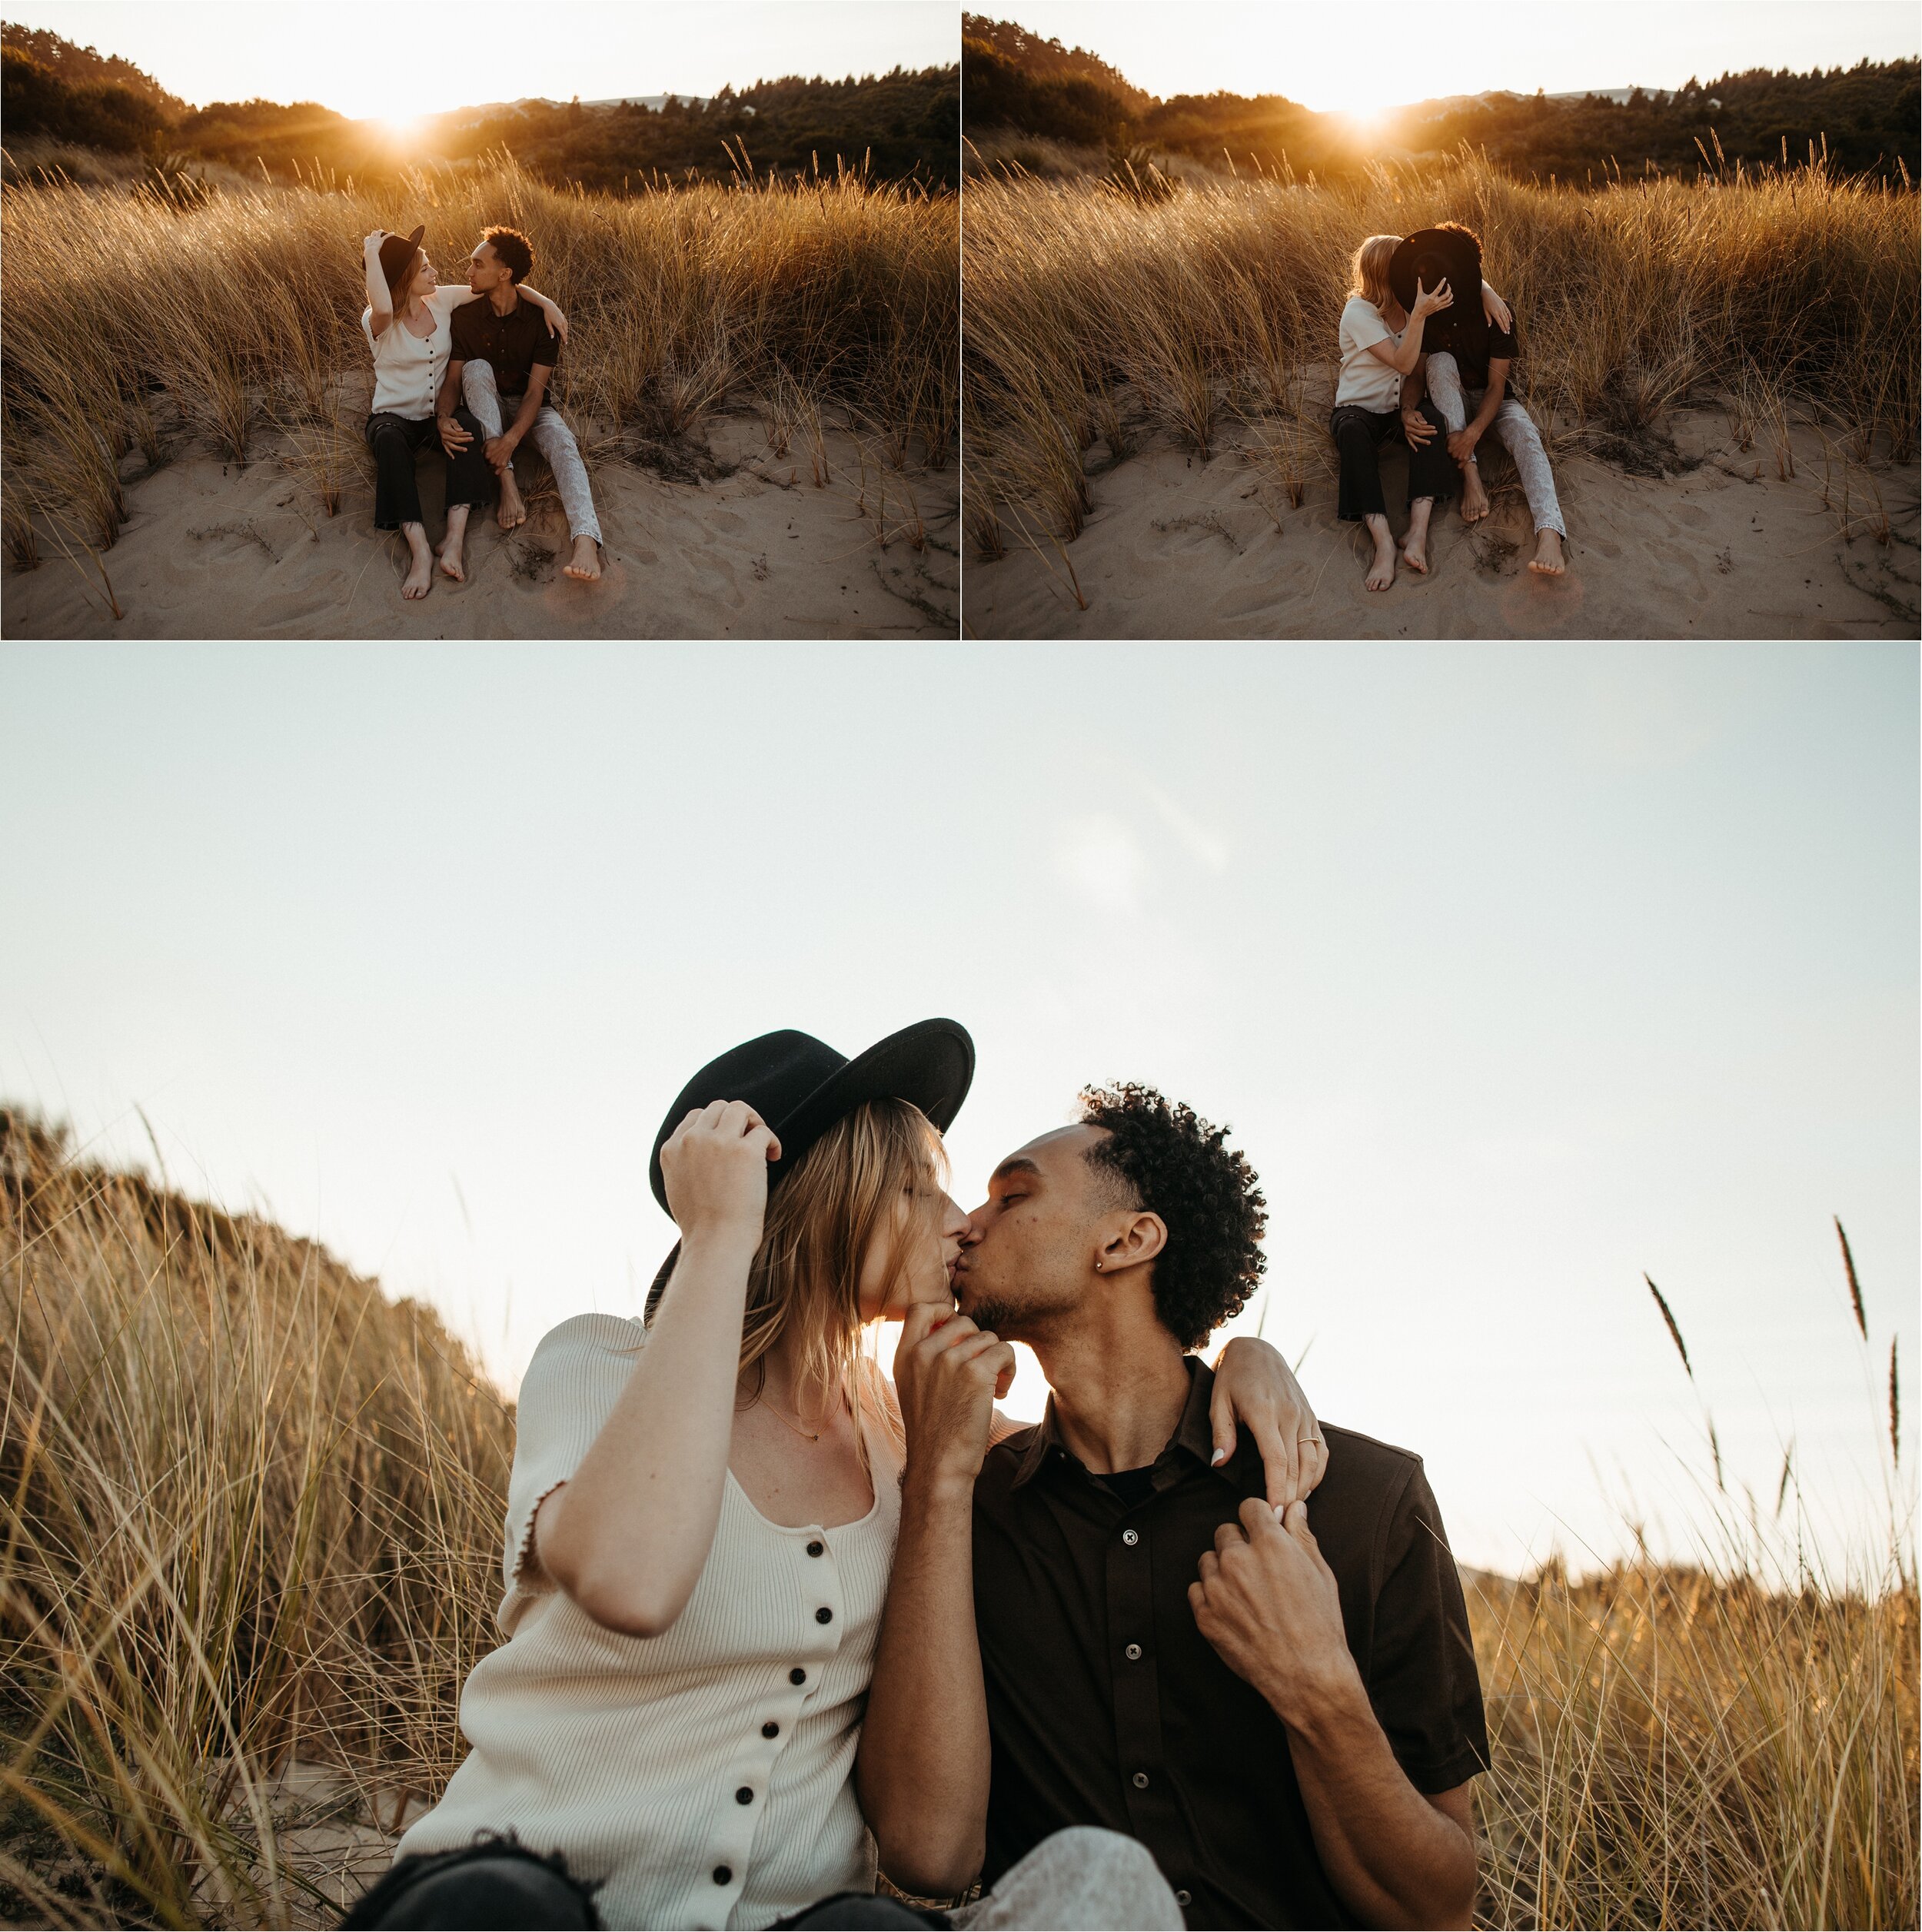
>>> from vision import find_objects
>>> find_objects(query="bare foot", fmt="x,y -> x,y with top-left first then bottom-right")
497,471 -> 527,531
1365,532 -> 1396,592
1460,466 -> 1491,524
1528,529 -> 1566,576
401,532 -> 434,600
563,534 -> 602,583
437,537 -> 466,582
1401,534 -> 1430,575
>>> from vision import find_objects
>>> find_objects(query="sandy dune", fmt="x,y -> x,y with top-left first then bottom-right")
5,415 -> 957,640
964,408 -> 1919,640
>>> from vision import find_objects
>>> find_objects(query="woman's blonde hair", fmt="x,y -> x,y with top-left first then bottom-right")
645,1098 -> 946,1448
1350,234 -> 1400,311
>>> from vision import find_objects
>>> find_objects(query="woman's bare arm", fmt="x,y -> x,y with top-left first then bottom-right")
363,230 -> 394,340
534,1101 -> 776,1638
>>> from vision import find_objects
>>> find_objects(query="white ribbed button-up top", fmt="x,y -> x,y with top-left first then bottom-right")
396,1312 -> 903,1930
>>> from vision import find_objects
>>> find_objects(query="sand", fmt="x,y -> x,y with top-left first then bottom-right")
963,408 -> 1920,640
3,414 -> 958,640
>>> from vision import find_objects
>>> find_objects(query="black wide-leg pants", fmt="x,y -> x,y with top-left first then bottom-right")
364,409 -> 492,531
1329,401 -> 1455,522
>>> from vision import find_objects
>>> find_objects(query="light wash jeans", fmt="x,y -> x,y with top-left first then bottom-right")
1425,351 -> 1567,537
952,1826 -> 1185,1930
460,359 -> 603,546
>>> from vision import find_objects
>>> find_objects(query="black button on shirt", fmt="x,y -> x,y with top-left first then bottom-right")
972,1357 -> 1488,1930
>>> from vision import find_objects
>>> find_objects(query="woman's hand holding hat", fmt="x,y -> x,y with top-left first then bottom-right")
1411,274 -> 1453,321
364,228 -> 387,254
659,1099 -> 782,1252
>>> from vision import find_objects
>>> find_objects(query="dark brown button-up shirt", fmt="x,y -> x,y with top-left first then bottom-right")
449,290 -> 560,397
972,1358 -> 1488,1930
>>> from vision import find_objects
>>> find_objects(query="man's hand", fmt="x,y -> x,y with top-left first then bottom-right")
1447,425 -> 1482,464
1402,408 -> 1437,449
437,414 -> 473,455
893,1301 -> 1016,1495
658,1099 -> 780,1251
1189,1497 -> 1358,1727
1211,1337 -> 1328,1510
484,432 -> 520,471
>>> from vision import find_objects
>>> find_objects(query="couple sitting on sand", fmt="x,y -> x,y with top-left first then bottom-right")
1332,222 -> 1568,591
343,1019 -> 1488,1930
361,224 -> 604,600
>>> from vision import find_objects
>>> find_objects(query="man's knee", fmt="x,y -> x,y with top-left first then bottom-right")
462,359 -> 497,391
1427,351 -> 1460,386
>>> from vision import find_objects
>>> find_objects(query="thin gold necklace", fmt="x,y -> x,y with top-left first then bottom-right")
755,1388 -> 836,1443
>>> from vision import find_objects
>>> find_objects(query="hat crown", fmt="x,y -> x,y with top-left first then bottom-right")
669,1029 -> 847,1127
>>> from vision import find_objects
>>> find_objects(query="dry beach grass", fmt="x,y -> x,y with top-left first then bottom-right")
961,148 -> 1920,632
2,1110 -> 1914,1928
0,155 -> 957,627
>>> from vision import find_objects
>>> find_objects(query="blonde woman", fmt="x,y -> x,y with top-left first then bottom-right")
347,1022 -> 1322,1930
1331,234 -> 1513,591
359,226 -> 569,599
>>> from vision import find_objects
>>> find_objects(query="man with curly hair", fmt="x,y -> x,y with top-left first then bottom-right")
434,225 -> 605,584
863,1085 -> 1488,1929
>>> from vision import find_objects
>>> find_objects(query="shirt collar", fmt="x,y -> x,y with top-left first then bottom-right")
1010,1355 -> 1246,1491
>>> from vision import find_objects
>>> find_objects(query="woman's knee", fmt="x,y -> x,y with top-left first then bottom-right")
344,1847 -> 598,1929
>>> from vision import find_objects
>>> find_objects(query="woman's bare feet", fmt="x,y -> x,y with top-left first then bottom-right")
401,524 -> 434,600
437,506 -> 470,583
1528,529 -> 1566,576
1364,516 -> 1396,592
563,534 -> 603,582
1460,464 -> 1491,524
497,470 -> 527,531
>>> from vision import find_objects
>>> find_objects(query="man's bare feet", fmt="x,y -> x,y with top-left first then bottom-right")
1460,465 -> 1491,524
564,534 -> 602,582
1402,500 -> 1434,576
1528,529 -> 1566,576
437,507 -> 469,582
497,470 -> 527,531
401,524 -> 434,600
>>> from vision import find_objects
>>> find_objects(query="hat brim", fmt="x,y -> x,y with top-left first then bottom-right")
647,1016 -> 974,1212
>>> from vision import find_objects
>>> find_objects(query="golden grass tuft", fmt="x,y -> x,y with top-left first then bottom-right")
2,1110 -> 1914,1927
1,154 -> 956,554
963,149 -> 1920,549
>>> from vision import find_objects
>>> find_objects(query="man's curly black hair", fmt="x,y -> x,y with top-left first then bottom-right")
1079,1082 -> 1267,1352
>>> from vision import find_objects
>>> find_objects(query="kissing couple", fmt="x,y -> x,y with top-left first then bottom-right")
360,224 -> 604,600
345,1019 -> 1488,1930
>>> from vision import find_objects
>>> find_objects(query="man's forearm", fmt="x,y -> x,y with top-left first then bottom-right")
856,1471 -> 988,1897
434,361 -> 461,421
507,384 -> 546,447
1274,1664 -> 1475,1928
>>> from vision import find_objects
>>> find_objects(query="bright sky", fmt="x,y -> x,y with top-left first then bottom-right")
5,1 -> 956,120
2,643 -> 1914,1581
999,0 -> 1921,115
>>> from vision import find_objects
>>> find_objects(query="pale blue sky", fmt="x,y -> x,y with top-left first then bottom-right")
2,642 -> 1914,1575
999,1 -> 1920,113
5,2 -> 956,118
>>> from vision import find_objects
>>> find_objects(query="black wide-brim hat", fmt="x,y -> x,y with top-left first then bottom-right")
378,224 -> 426,303
1388,226 -> 1481,318
647,1019 -> 975,1213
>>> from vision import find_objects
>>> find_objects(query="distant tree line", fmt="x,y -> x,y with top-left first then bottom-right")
963,18 -> 1920,184
1,24 -> 956,188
